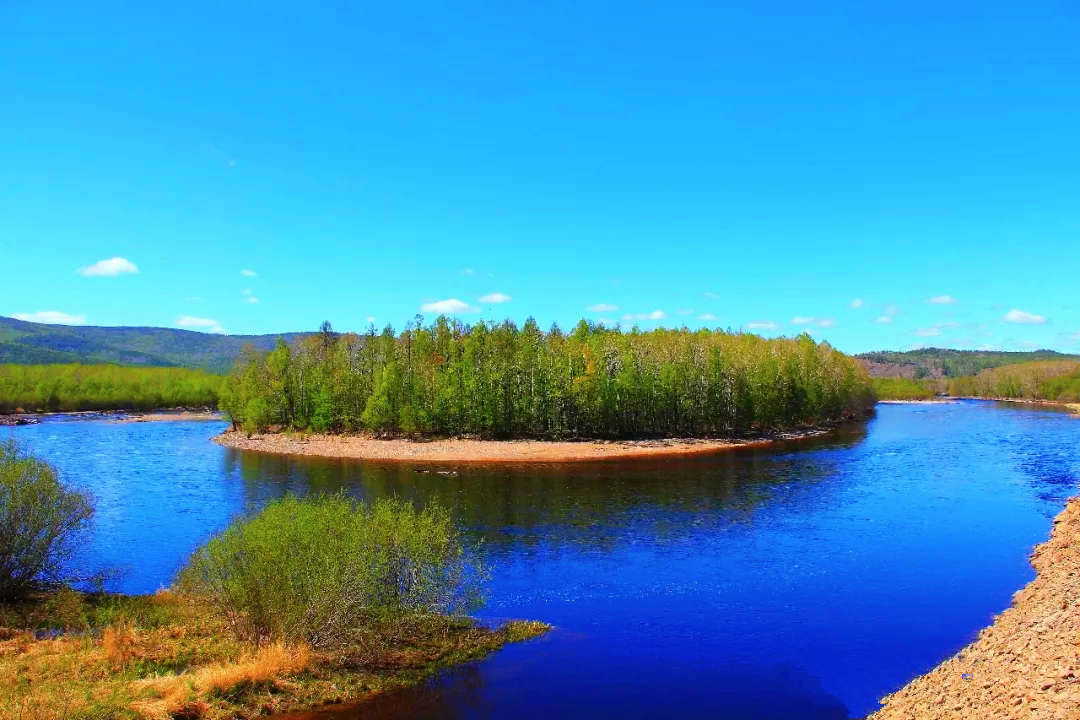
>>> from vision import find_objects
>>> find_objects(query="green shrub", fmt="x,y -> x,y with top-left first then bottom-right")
175,494 -> 487,647
871,377 -> 936,401
0,439 -> 95,602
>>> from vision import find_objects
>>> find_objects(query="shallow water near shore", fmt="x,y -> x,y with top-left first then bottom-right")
10,401 -> 1080,718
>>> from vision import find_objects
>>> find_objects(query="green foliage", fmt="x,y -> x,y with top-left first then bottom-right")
871,377 -> 937,400
0,315 -> 312,374
220,318 -> 874,438
858,348 -> 1080,379
175,494 -> 487,647
949,360 -> 1080,401
0,363 -> 223,413
0,439 -> 95,602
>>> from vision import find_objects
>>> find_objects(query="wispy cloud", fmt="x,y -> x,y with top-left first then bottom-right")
420,298 -> 478,314
479,292 -> 511,303
176,316 -> 226,334
698,313 -> 719,321
461,268 -> 474,276
926,295 -> 958,305
702,292 -> 719,300
205,142 -> 238,167
875,316 -> 893,324
245,297 -> 260,304
366,316 -> 377,324
241,269 -> 257,277
1003,308 -> 1047,325
676,308 -> 694,315
747,321 -> 778,330
185,296 -> 202,302
849,298 -> 864,309
622,310 -> 666,321
913,327 -> 942,337
792,316 -> 836,327
13,310 -> 86,325
588,303 -> 618,312
80,257 -> 138,277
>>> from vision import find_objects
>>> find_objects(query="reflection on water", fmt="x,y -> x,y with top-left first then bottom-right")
11,401 -> 1080,719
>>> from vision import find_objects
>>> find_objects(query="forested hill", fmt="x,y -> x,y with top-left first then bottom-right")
857,348 -> 1080,379
0,316 -> 309,374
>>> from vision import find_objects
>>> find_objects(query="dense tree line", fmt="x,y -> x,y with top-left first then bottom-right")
220,318 -> 874,438
948,361 -> 1080,402
857,348 -> 1079,380
871,378 -> 937,401
0,364 -> 222,413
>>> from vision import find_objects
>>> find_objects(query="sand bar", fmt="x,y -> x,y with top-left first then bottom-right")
213,429 -> 828,464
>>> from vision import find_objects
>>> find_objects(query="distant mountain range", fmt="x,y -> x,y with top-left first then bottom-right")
0,316 -> 310,374
856,348 -> 1080,379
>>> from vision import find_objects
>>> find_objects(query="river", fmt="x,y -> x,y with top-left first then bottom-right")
10,400 -> 1080,718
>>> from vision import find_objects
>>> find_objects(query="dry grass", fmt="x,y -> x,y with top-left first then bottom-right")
0,591 -> 549,719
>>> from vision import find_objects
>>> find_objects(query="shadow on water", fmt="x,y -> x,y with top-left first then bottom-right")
222,425 -> 870,555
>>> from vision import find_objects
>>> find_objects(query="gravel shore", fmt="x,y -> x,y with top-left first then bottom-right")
870,496 -> 1080,719
212,429 -> 826,464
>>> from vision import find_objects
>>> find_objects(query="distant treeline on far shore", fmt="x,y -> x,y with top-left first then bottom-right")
219,318 -> 875,438
873,360 -> 1080,403
0,364 -> 221,413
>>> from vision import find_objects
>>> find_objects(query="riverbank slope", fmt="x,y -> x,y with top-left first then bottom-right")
212,428 -> 829,464
871,495 -> 1080,719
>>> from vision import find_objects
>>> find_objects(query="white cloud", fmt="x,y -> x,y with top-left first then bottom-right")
1017,340 -> 1038,349
479,292 -> 511,303
676,308 -> 694,315
747,321 -> 779,330
792,316 -> 836,327
913,327 -> 942,337
242,288 -> 252,295
80,257 -> 138,277
241,269 -> 257,277
13,310 -> 86,325
461,268 -> 474,276
245,297 -> 259,304
702,292 -> 719,300
698,313 -> 718,321
420,298 -> 478,314
875,315 -> 893,324
366,316 -> 377,323
621,310 -> 666,321
886,304 -> 900,316
926,295 -> 958,305
176,316 -> 226,334
588,303 -> 618,312
1003,308 -> 1047,325
850,298 -> 864,309
185,296 -> 202,302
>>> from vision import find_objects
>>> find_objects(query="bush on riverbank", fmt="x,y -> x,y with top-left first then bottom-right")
176,494 -> 487,647
220,318 -> 874,438
947,360 -> 1080,402
0,439 -> 95,602
0,363 -> 222,413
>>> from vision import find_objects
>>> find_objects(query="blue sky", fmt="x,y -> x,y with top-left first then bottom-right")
2,1 -> 1077,354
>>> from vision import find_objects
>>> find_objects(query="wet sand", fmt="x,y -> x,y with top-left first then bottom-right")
871,495 -> 1080,719
212,429 -> 827,464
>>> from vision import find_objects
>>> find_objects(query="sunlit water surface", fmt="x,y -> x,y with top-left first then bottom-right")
12,401 -> 1080,718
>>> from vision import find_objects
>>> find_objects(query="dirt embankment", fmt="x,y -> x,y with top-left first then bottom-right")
870,497 -> 1080,719
212,429 -> 827,464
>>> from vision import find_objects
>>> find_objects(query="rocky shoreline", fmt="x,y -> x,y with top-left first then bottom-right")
213,428 -> 829,464
870,496 -> 1080,719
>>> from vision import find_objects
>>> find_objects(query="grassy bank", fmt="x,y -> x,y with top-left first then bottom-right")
0,590 -> 547,719
0,364 -> 222,414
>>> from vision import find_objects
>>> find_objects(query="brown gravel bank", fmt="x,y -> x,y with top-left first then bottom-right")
870,497 -> 1080,719
212,429 -> 827,464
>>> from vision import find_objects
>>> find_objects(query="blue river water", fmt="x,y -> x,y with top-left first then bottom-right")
10,400 -> 1080,718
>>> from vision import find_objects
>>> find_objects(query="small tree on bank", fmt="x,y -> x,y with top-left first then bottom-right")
0,439 -> 95,603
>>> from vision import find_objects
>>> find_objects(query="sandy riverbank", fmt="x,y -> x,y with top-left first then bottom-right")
870,495 -> 1080,719
212,429 -> 828,464
0,409 -> 221,426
